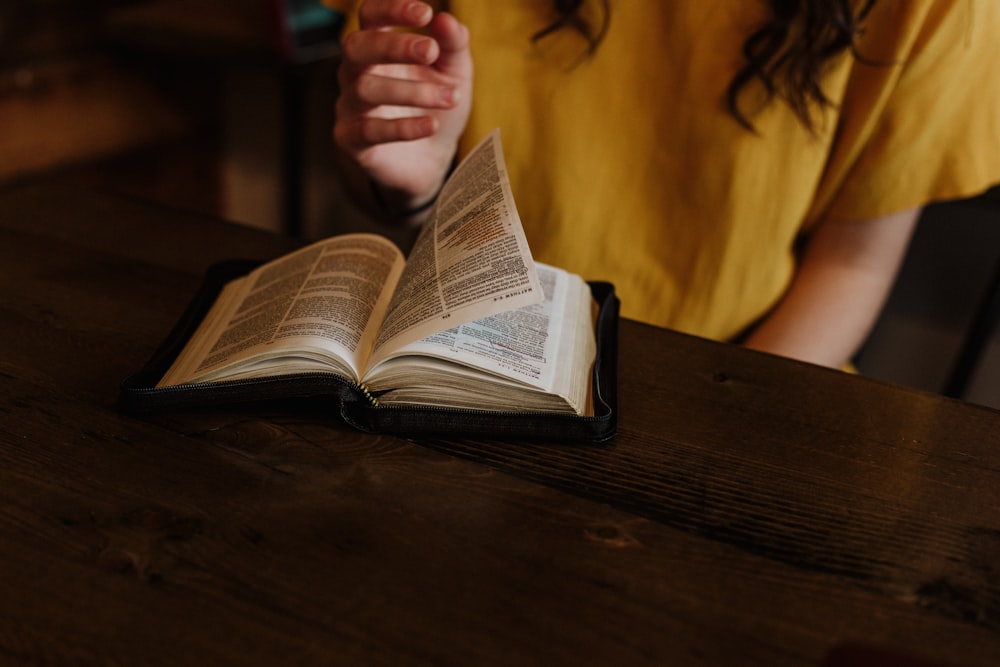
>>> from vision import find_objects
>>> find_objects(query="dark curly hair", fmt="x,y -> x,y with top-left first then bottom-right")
530,0 -> 878,131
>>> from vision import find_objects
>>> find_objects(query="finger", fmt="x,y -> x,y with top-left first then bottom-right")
358,0 -> 432,30
335,115 -> 438,152
345,71 -> 460,112
341,29 -> 439,67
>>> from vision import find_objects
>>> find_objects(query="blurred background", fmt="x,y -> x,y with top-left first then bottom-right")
0,0 -> 409,242
2,0 -> 997,408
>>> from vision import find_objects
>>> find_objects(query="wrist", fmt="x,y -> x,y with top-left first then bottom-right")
369,155 -> 459,222
370,180 -> 442,221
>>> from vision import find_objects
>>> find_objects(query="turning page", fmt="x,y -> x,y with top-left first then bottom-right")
369,130 -> 544,365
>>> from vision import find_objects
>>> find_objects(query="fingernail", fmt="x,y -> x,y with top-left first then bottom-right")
414,37 -> 433,61
408,2 -> 431,23
439,86 -> 458,105
417,116 -> 436,135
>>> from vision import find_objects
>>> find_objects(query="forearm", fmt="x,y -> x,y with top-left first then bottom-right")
744,208 -> 920,368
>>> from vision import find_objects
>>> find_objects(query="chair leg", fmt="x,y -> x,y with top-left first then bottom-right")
943,256 -> 1000,398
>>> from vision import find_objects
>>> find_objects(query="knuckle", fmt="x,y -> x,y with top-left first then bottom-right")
390,34 -> 423,62
340,31 -> 363,59
356,1 -> 379,28
332,123 -> 349,150
359,119 -> 383,146
353,74 -> 377,104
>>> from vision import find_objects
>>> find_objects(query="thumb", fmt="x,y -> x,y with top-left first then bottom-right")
429,12 -> 472,78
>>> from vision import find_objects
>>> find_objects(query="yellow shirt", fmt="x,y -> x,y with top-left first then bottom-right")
331,1 -> 1000,339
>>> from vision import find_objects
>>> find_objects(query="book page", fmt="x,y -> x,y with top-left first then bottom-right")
368,130 -> 544,366
158,234 -> 405,386
364,264 -> 597,415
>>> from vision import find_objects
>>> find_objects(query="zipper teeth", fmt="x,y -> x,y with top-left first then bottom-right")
126,283 -> 615,423
130,374 -> 604,422
368,401 -> 605,422
356,383 -> 379,407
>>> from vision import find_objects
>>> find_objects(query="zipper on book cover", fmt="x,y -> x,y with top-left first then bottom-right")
121,373 -> 358,410
356,382 -> 380,407
127,375 -> 607,429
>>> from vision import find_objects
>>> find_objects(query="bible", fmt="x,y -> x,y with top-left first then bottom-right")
119,130 -> 618,441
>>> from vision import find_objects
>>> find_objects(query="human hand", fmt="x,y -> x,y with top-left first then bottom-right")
334,0 -> 472,214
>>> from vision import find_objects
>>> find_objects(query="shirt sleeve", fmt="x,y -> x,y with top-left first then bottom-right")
809,0 -> 1000,225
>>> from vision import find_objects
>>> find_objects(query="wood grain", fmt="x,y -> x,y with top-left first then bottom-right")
1,184 -> 998,666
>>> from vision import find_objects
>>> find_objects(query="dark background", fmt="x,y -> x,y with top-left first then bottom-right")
2,0 -> 997,408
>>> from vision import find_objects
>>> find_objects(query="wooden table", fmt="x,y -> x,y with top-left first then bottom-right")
2,184 -> 999,666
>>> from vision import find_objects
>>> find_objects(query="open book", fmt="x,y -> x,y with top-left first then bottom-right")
122,131 -> 618,439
